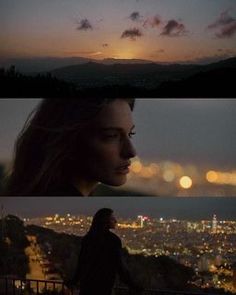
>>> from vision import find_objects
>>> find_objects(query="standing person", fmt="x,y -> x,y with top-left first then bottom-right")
5,98 -> 136,196
67,208 -> 142,295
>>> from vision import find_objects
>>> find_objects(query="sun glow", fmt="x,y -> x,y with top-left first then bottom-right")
113,51 -> 135,59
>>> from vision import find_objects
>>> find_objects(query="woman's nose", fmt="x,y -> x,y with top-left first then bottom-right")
121,138 -> 136,159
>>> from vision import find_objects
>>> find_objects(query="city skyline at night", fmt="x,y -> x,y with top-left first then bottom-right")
1,197 -> 236,220
1,211 -> 235,293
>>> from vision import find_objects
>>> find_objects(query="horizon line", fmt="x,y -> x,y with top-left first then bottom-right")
0,55 -> 235,66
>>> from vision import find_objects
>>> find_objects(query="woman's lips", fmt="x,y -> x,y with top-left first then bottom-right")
116,163 -> 131,174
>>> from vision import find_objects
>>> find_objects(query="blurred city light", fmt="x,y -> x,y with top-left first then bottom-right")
179,176 -> 193,189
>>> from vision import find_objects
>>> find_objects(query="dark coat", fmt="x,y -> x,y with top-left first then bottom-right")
72,230 -> 134,295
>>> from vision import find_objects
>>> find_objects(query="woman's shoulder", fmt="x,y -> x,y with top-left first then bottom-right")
108,231 -> 122,245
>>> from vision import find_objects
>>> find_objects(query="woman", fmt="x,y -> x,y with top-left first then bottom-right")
5,98 -> 136,196
68,208 -> 142,295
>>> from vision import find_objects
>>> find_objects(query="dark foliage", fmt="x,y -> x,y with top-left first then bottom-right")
0,215 -> 30,277
0,66 -> 78,98
1,57 -> 235,97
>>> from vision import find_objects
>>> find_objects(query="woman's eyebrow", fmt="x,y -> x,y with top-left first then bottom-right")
100,125 -> 135,132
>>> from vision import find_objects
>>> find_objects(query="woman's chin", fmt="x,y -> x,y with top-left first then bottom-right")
102,174 -> 127,187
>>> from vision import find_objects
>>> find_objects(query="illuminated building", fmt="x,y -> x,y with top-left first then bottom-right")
212,214 -> 217,234
215,255 -> 222,267
137,215 -> 148,228
198,255 -> 210,272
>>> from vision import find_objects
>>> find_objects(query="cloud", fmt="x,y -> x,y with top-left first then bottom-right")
216,21 -> 236,38
208,11 -> 236,38
129,11 -> 142,22
160,19 -> 187,37
143,15 -> 161,28
208,11 -> 235,28
88,51 -> 102,56
121,28 -> 143,40
77,19 -> 93,31
65,51 -> 102,57
102,43 -> 109,47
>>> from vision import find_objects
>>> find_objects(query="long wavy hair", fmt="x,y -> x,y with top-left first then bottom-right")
6,98 -> 135,196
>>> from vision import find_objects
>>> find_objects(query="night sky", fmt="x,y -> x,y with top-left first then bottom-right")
0,98 -> 236,170
1,196 -> 236,220
1,0 -> 236,63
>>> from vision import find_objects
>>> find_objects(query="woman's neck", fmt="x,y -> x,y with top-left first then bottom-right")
74,179 -> 98,196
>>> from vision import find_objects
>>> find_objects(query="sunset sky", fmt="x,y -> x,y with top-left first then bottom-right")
1,0 -> 236,63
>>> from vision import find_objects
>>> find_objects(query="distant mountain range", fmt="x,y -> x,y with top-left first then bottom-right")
48,56 -> 236,90
1,55 -> 235,74
0,57 -> 155,73
1,56 -> 235,97
0,57 -> 92,73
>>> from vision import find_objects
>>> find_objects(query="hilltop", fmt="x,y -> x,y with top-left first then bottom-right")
1,57 -> 235,97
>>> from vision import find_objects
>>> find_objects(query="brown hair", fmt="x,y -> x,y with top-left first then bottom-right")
6,98 -> 135,196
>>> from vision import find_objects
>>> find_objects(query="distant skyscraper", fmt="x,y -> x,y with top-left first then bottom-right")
166,224 -> 170,233
215,255 -> 222,267
212,214 -> 217,234
138,215 -> 144,228
198,255 -> 210,272
137,215 -> 148,228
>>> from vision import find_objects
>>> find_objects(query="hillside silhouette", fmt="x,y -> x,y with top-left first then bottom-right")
0,57 -> 235,97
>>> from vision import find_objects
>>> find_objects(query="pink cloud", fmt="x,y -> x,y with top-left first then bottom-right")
208,11 -> 236,38
160,20 -> 187,37
121,28 -> 143,41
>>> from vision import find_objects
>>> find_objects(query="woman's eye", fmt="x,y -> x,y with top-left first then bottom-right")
129,132 -> 136,138
101,131 -> 135,141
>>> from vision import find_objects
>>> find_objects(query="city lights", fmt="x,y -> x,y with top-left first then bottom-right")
206,170 -> 236,186
130,160 -> 143,174
127,158 -> 236,196
163,169 -> 175,182
206,170 -> 218,183
24,213 -> 236,293
179,176 -> 192,189
1,156 -> 236,196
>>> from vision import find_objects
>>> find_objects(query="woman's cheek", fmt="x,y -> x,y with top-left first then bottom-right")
93,140 -> 120,158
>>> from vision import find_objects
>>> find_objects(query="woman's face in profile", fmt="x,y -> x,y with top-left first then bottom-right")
108,213 -> 117,229
78,99 -> 136,187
